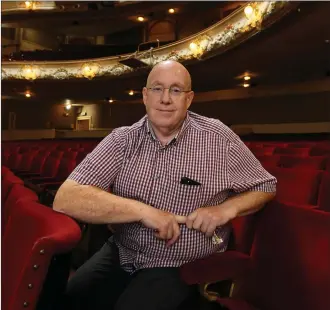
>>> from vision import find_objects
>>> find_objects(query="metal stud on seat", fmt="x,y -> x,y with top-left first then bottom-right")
23,301 -> 29,307
33,264 -> 39,270
28,284 -> 33,289
39,249 -> 45,255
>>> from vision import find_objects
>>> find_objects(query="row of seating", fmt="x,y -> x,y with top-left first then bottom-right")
2,167 -> 82,310
2,137 -> 330,310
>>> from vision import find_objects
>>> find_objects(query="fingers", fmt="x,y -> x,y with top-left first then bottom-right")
175,215 -> 187,224
205,224 -> 217,237
166,222 -> 174,240
187,210 -> 217,238
186,212 -> 197,229
166,222 -> 180,247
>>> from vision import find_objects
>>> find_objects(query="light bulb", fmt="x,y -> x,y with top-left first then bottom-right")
244,5 -> 254,19
189,42 -> 198,51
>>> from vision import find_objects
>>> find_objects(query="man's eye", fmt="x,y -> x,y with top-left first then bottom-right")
153,87 -> 163,92
171,88 -> 181,93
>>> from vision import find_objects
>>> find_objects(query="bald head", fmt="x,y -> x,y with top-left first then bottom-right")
146,60 -> 192,90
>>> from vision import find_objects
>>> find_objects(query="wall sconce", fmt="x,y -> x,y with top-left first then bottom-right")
188,36 -> 210,59
244,5 -> 254,19
81,63 -> 100,79
21,65 -> 40,80
244,4 -> 262,29
24,1 -> 37,10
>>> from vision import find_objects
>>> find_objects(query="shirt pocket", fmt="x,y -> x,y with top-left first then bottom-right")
166,169 -> 206,215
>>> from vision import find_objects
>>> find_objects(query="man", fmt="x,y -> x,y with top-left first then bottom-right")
53,60 -> 276,310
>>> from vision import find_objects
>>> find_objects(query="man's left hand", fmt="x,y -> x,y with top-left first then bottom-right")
186,205 -> 237,237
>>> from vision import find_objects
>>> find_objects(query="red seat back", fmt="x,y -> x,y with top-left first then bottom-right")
2,174 -> 24,205
279,156 -> 327,170
16,150 -> 39,171
233,202 -> 330,310
318,172 -> 330,212
3,200 -> 81,310
2,184 -> 38,235
268,167 -> 323,205
274,147 -> 310,157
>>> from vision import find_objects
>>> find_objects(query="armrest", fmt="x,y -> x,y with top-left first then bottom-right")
180,251 -> 251,285
216,297 -> 258,310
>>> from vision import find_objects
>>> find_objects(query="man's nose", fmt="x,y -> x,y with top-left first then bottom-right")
161,88 -> 171,104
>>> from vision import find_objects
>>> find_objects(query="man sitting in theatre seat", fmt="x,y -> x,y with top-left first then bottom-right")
53,60 -> 276,310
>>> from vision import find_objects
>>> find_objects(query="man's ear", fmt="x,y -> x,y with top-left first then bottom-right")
186,91 -> 194,109
142,87 -> 148,106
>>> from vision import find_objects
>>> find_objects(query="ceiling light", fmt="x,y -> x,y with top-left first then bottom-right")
65,104 -> 72,110
168,8 -> 175,14
109,99 -> 114,103
128,90 -> 134,96
244,76 -> 251,81
243,83 -> 250,88
137,16 -> 144,22
244,5 -> 254,19
25,91 -> 31,98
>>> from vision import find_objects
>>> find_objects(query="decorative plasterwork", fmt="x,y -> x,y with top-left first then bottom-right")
1,1 -> 56,13
1,2 -> 293,81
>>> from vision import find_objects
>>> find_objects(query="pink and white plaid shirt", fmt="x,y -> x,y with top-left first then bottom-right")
69,111 -> 276,273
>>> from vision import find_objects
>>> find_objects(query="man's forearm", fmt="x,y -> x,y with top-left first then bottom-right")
53,179 -> 149,224
220,190 -> 276,219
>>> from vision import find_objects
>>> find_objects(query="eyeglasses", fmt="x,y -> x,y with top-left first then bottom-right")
146,86 -> 191,97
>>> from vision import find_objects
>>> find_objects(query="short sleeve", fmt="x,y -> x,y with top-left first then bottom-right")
68,129 -> 126,191
227,139 -> 277,194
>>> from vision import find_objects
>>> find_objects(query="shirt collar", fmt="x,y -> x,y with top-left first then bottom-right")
146,111 -> 191,146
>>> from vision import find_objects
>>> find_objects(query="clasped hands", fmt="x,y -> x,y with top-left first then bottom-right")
141,204 -> 237,247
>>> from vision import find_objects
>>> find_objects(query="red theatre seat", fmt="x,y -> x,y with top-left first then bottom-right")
2,184 -> 38,234
278,156 -> 328,170
181,202 -> 330,310
3,200 -> 81,310
318,172 -> 330,212
2,173 -> 24,205
274,147 -> 310,157
267,167 -> 323,206
220,203 -> 330,310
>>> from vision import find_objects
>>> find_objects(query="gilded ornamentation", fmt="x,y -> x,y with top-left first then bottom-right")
20,65 -> 41,80
1,2 -> 292,81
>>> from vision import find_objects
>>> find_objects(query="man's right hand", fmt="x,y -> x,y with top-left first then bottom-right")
140,206 -> 187,247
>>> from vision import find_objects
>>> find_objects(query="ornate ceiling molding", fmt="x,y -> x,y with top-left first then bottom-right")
1,2 -> 295,81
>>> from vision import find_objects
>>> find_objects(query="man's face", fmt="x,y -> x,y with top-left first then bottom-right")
142,63 -> 194,131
